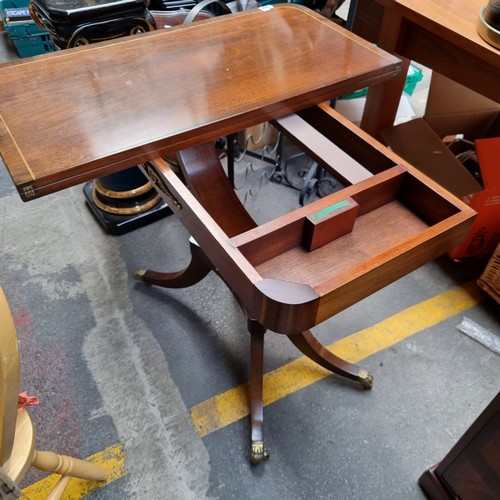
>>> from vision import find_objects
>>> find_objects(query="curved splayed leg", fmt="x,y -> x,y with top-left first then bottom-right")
288,330 -> 373,390
134,237 -> 212,288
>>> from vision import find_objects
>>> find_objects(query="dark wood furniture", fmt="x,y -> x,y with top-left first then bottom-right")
351,0 -> 500,138
0,5 -> 476,463
29,0 -> 156,49
419,391 -> 500,499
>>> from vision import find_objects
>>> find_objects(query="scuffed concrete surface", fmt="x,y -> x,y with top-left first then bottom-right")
1,152 -> 500,499
0,178 -> 213,499
1,101 -> 499,499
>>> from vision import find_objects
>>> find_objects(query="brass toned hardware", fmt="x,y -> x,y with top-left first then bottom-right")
143,163 -> 181,209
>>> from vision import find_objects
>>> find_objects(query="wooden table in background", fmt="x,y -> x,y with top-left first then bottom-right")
352,0 -> 500,138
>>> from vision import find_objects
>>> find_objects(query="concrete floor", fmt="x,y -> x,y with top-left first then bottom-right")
1,21 -> 500,500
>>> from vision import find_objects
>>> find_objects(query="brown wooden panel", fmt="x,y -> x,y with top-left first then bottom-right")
358,0 -> 500,137
296,105 -> 397,176
351,0 -> 383,42
419,392 -> 500,500
441,413 -> 500,498
399,23 -> 500,102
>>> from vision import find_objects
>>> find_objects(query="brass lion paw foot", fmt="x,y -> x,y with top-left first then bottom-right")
358,368 -> 374,390
251,441 -> 270,464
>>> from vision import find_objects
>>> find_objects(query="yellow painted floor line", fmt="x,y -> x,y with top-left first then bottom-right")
20,281 -> 486,499
22,443 -> 126,499
191,281 -> 485,437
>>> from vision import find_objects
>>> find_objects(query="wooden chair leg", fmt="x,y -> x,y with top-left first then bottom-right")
46,476 -> 71,500
248,318 -> 269,465
288,330 -> 373,389
32,450 -> 108,481
134,237 -> 212,288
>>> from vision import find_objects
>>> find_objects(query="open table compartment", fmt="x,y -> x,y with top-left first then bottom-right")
146,105 -> 476,336
233,165 -> 471,333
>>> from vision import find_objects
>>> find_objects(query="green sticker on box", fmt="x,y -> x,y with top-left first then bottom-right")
312,200 -> 350,220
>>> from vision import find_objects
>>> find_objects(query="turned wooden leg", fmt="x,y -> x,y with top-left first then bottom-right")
32,450 -> 108,481
288,330 -> 373,389
248,318 -> 269,465
46,476 -> 72,500
134,237 -> 212,288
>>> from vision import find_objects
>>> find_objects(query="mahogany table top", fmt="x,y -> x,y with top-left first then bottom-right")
0,5 -> 400,201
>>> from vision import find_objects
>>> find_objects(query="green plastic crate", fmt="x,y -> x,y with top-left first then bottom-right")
4,18 -> 45,37
10,31 -> 54,57
1,0 -> 30,9
1,0 -> 55,57
339,64 -> 424,100
403,64 -> 424,95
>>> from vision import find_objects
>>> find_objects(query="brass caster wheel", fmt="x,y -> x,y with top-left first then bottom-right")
251,441 -> 269,464
358,369 -> 373,390
134,269 -> 147,282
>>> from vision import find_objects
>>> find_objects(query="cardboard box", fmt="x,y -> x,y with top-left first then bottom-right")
238,122 -> 279,152
381,73 -> 500,259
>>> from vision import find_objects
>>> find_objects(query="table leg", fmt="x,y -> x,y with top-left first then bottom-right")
288,330 -> 373,389
246,321 -> 372,465
137,144 -> 374,464
135,246 -> 373,464
248,317 -> 270,465
360,8 -> 410,139
134,238 -> 211,288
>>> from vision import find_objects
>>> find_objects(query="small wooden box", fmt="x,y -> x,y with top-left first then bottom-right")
302,197 -> 360,251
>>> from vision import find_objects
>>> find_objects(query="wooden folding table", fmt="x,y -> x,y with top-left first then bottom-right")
0,4 -> 476,463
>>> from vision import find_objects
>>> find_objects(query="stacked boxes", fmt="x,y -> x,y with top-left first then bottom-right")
0,0 -> 54,57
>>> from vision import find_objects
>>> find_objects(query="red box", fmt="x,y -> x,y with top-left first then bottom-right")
448,137 -> 500,259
